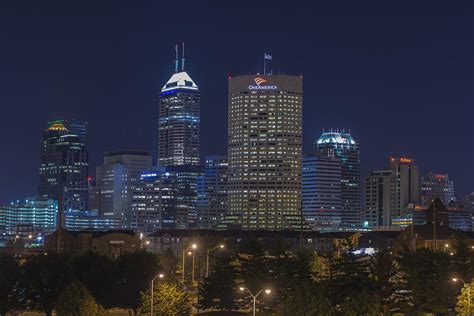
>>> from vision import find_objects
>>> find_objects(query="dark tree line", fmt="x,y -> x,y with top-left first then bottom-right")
0,250 -> 162,315
1,237 -> 473,315
198,237 -> 474,315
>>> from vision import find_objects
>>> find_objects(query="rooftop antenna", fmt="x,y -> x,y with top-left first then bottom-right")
181,42 -> 185,71
174,44 -> 179,73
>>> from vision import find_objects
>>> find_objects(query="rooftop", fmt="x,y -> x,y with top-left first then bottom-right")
161,71 -> 198,92
316,131 -> 357,146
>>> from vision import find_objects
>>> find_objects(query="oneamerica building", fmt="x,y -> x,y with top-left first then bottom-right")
227,75 -> 303,230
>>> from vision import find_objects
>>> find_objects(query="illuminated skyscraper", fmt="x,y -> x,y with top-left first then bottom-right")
364,169 -> 395,227
227,74 -> 303,230
155,45 -> 201,229
314,130 -> 361,229
421,173 -> 455,206
302,153 -> 342,231
96,150 -> 152,227
364,157 -> 420,228
389,157 -> 420,212
38,121 -> 89,212
158,45 -> 200,167
131,171 -> 163,233
196,155 -> 228,229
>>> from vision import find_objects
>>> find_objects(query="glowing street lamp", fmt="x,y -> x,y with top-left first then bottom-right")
150,273 -> 164,315
206,244 -> 225,277
453,278 -> 471,312
182,243 -> 198,283
239,286 -> 271,316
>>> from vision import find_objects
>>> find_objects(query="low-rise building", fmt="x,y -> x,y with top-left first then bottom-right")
44,229 -> 140,258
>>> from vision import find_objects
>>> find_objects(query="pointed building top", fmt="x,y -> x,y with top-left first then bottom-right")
161,71 -> 198,92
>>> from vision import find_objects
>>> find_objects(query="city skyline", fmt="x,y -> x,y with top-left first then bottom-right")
0,1 -> 472,203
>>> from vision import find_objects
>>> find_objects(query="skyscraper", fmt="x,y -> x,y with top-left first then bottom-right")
49,119 -> 88,150
132,166 -> 201,230
421,173 -> 455,206
302,153 -> 342,231
364,157 -> 421,228
155,45 -> 202,229
196,155 -> 228,229
158,44 -> 200,167
131,171 -> 163,233
38,121 -> 89,212
314,130 -> 361,229
95,150 -> 152,227
364,169 -> 395,227
389,157 -> 420,214
227,74 -> 303,230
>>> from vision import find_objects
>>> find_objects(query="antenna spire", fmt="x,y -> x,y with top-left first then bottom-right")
174,44 -> 179,73
181,42 -> 185,71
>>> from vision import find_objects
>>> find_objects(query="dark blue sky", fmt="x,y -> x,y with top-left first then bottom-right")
0,1 -> 472,203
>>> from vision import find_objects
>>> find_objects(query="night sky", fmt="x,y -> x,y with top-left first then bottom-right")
0,1 -> 472,203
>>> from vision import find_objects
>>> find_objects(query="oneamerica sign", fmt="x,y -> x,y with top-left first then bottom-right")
248,77 -> 278,90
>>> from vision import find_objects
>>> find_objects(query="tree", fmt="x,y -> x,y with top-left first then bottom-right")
338,289 -> 383,316
115,251 -> 161,312
371,251 -> 402,313
455,279 -> 474,316
0,253 -> 20,316
22,253 -> 73,316
199,256 -> 240,311
327,252 -> 375,309
138,281 -> 191,315
397,248 -> 456,314
451,237 -> 474,282
159,248 -> 178,279
277,282 -> 334,316
72,252 -> 118,308
56,282 -> 108,316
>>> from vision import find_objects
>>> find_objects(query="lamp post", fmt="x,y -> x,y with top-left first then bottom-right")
206,244 -> 225,278
191,243 -> 197,283
453,278 -> 471,313
150,273 -> 164,316
181,243 -> 198,283
239,287 -> 271,316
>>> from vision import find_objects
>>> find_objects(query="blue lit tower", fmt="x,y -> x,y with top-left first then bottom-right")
156,44 -> 201,228
158,44 -> 200,167
314,130 -> 361,229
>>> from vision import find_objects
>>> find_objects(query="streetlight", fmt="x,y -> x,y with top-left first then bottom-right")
182,243 -> 198,283
453,278 -> 471,313
150,273 -> 164,316
206,244 -> 225,277
239,286 -> 271,316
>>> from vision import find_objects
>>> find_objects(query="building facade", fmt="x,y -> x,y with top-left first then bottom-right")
196,155 -> 228,229
95,150 -> 152,227
131,171 -> 163,233
302,153 -> 342,231
38,121 -> 89,212
227,75 -> 303,229
364,170 -> 395,227
158,70 -> 200,167
0,197 -> 57,236
364,157 -> 421,228
314,131 -> 361,229
64,211 -> 123,231
389,157 -> 420,219
421,173 -> 455,206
